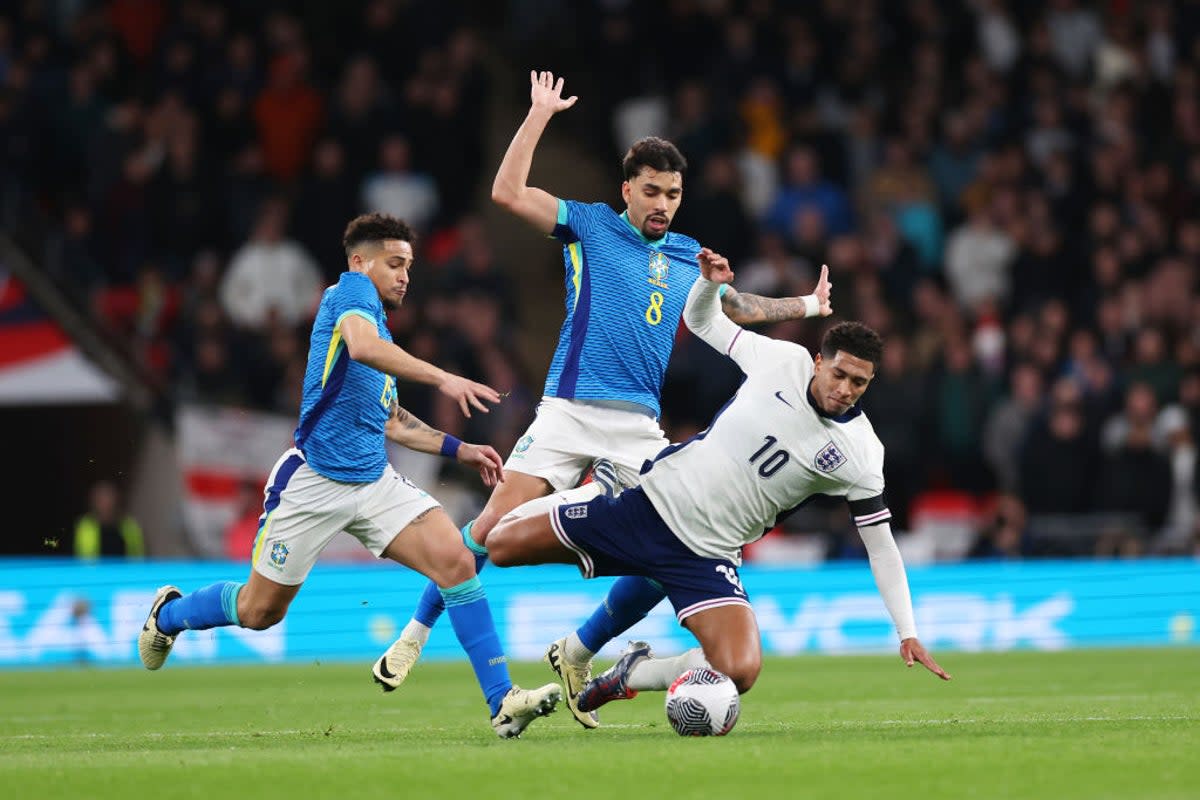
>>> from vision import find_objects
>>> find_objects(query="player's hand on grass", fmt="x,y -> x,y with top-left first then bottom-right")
439,374 -> 501,418
900,637 -> 952,681
813,264 -> 833,317
458,443 -> 505,488
530,70 -> 577,115
698,247 -> 734,284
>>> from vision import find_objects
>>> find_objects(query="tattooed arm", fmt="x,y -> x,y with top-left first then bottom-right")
718,262 -> 834,325
385,403 -> 505,487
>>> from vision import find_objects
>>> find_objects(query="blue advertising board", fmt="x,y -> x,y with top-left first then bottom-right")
0,558 -> 1196,667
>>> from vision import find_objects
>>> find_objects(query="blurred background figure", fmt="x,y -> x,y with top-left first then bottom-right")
73,480 -> 144,560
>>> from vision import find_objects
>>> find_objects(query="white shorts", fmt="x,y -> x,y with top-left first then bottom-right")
251,449 -> 441,585
503,397 -> 669,490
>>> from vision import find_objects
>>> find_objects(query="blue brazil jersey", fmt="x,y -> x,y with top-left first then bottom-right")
545,200 -> 702,417
294,272 -> 398,482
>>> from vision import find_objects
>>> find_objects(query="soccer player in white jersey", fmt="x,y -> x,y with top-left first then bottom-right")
483,248 -> 950,711
137,214 -> 562,738
377,70 -> 828,726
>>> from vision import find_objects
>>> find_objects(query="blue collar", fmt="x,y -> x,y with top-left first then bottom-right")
806,379 -> 862,423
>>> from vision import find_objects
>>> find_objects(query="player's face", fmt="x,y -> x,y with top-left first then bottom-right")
621,168 -> 683,240
810,350 -> 875,415
360,239 -> 413,311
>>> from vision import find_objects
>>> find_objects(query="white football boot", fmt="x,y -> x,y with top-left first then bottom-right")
138,585 -> 182,670
372,635 -> 423,691
490,682 -> 563,739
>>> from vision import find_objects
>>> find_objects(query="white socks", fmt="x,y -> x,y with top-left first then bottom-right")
626,647 -> 709,691
401,619 -> 431,645
562,632 -> 594,666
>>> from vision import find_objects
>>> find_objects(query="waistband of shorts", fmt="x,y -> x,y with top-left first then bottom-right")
543,396 -> 658,418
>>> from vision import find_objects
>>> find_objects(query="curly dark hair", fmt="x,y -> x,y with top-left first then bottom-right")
621,137 -> 688,180
342,213 -> 416,256
820,322 -> 884,370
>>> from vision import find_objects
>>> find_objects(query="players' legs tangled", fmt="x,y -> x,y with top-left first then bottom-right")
378,506 -> 561,736
408,471 -> 554,630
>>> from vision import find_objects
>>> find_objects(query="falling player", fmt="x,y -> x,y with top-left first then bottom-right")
137,213 -> 561,738
483,247 -> 950,713
377,70 -> 830,728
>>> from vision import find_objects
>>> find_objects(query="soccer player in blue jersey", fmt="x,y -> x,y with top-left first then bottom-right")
138,214 -> 562,738
378,71 -> 832,728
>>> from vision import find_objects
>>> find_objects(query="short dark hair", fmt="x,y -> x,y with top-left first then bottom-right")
621,137 -> 687,180
342,213 -> 415,256
820,322 -> 884,370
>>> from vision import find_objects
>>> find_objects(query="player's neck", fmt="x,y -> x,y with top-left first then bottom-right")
620,210 -> 667,246
806,379 -> 861,422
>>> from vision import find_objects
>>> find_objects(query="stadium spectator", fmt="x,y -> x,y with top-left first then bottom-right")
73,480 -> 144,560
361,134 -> 440,234
219,199 -> 321,331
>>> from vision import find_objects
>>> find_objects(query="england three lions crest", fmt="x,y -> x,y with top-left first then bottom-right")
814,441 -> 847,473
648,252 -> 670,288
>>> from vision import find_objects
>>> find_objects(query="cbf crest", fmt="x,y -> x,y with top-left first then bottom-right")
814,441 -> 847,473
270,541 -> 290,567
648,252 -> 670,289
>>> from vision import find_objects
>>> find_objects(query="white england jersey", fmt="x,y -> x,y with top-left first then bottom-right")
640,281 -> 891,565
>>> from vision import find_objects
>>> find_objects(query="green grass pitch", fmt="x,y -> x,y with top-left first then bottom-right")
3,648 -> 1197,799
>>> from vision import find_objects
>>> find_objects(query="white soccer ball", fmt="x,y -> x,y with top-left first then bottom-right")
665,667 -> 740,736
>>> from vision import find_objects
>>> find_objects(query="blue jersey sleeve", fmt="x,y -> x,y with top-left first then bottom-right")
328,272 -> 379,327
552,199 -> 606,244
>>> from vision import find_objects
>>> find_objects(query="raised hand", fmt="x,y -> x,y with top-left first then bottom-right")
530,70 -> 578,115
813,264 -> 833,317
438,373 -> 501,418
698,247 -> 735,284
457,443 -> 505,488
900,637 -> 952,681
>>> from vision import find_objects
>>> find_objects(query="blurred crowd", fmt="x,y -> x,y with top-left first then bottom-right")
4,1 -> 1200,560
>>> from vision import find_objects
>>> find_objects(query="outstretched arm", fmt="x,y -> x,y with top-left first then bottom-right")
340,314 -> 500,418
719,264 -> 833,325
858,521 -> 952,681
385,405 -> 505,488
491,70 -> 578,234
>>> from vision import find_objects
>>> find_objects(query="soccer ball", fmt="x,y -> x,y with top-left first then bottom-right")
665,667 -> 740,736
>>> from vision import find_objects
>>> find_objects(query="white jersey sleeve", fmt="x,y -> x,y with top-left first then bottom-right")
684,277 -> 810,375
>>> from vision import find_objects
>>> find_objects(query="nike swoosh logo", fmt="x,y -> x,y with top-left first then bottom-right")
775,391 -> 794,408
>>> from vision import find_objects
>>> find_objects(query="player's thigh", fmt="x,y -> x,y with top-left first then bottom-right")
471,469 -> 554,544
486,509 -> 579,567
682,604 -> 762,694
251,460 -> 355,587
348,467 -> 477,587
502,399 -> 596,491
379,506 -> 477,588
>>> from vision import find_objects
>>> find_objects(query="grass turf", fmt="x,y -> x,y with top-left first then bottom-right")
2,648 -> 1197,800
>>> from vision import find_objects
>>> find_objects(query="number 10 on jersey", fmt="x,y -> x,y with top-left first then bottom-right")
749,435 -> 789,477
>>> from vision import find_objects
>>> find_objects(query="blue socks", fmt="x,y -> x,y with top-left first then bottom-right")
413,520 -> 486,628
156,581 -> 243,635
441,576 -> 510,715
576,576 -> 666,653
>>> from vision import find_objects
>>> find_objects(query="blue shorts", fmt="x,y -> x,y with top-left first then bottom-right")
552,487 -> 751,622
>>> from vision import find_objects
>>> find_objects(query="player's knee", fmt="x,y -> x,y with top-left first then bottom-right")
709,651 -> 761,695
240,604 -> 286,631
486,527 -> 516,566
430,547 -> 476,588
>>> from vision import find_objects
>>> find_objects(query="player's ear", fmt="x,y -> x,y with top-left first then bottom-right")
621,180 -> 631,204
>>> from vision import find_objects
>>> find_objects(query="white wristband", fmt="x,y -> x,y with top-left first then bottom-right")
802,294 -> 820,318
